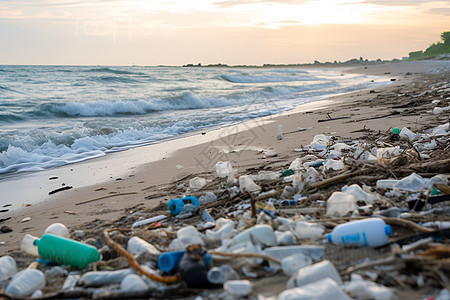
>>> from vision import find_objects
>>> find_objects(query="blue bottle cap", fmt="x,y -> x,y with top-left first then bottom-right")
327,234 -> 332,243
384,225 -> 392,236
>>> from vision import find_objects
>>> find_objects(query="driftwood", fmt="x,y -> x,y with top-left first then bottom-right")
48,186 -> 73,195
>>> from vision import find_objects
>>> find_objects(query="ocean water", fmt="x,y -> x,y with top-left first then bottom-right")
0,65 -> 390,176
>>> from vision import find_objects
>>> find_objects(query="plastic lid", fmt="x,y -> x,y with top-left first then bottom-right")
327,234 -> 332,243
384,225 -> 393,236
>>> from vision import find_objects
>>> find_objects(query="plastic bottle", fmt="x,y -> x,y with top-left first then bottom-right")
44,223 -> 70,238
120,274 -> 148,292
228,224 -> 277,247
131,215 -> 167,228
127,236 -> 160,257
0,256 -> 17,281
158,250 -> 211,273
21,234 -> 40,257
61,272 -> 80,290
223,280 -> 252,297
279,278 -> 352,300
34,234 -> 101,269
168,196 -> 199,215
327,218 -> 392,247
78,268 -> 134,287
286,260 -> 342,288
207,264 -> 239,284
5,269 -> 46,297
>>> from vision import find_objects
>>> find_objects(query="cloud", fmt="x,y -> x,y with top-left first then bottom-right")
362,0 -> 432,5
428,7 -> 450,16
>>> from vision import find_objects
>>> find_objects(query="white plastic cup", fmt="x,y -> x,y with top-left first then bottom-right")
327,218 -> 392,247
286,260 -> 342,288
0,256 -> 18,281
5,269 -> 46,297
44,223 -> 70,238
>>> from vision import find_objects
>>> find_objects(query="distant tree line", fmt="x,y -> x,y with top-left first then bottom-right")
409,31 -> 450,60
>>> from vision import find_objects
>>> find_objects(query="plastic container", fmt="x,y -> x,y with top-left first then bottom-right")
281,253 -> 312,276
207,264 -> 239,284
131,215 -> 167,228
263,245 -> 324,270
127,236 -> 160,257
286,260 -> 342,288
326,192 -> 356,217
158,250 -> 211,273
34,234 -> 101,269
44,223 -> 70,238
206,222 -> 235,242
189,177 -> 207,191
215,161 -> 234,178
177,225 -> 204,248
0,256 -> 17,281
168,196 -> 199,215
228,224 -> 277,247
78,269 -> 134,287
224,280 -> 252,297
21,234 -> 40,257
376,179 -> 399,190
327,218 -> 392,247
120,274 -> 148,292
279,278 -> 352,300
5,269 -> 46,297
61,272 -> 80,290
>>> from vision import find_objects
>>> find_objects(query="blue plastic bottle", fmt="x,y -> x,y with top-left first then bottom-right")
168,196 -> 199,215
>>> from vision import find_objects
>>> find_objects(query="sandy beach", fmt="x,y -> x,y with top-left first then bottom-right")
1,60 -> 449,299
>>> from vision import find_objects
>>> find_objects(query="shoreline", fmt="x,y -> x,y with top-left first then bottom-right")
1,60 -> 449,256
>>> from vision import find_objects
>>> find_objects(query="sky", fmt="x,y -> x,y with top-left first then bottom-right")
0,0 -> 449,66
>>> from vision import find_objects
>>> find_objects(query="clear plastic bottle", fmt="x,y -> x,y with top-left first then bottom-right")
207,264 -> 239,284
5,269 -> 46,297
78,268 -> 134,287
21,234 -> 40,257
0,256 -> 17,281
327,218 -> 392,247
131,215 -> 167,228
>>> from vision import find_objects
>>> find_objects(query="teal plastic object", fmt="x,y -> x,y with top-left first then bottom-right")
34,234 -> 101,269
168,196 -> 199,215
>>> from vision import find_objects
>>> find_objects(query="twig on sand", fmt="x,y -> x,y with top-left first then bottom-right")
75,192 -> 138,205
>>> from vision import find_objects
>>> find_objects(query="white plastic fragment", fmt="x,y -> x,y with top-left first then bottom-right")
393,173 -> 428,192
326,192 -> 356,217
324,159 -> 345,171
286,260 -> 342,288
238,175 -> 261,193
228,224 -> 277,247
278,278 -> 352,300
342,184 -> 378,203
224,280 -> 252,297
44,223 -> 70,238
120,274 -> 148,292
189,177 -> 207,191
399,127 -> 416,141
433,107 -> 444,114
344,274 -> 396,300
294,221 -> 324,241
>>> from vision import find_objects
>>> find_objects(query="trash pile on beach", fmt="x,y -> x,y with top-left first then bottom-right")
1,112 -> 450,298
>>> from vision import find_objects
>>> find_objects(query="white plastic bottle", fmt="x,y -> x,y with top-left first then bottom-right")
327,218 -> 392,247
223,280 -> 252,297
5,269 -> 46,297
207,264 -> 239,284
0,256 -> 17,281
21,234 -> 40,257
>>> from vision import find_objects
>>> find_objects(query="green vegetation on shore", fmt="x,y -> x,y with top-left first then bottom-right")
409,31 -> 450,60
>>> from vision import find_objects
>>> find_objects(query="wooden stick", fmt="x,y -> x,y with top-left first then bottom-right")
309,167 -> 376,190
102,228 -> 181,284
76,192 -> 138,205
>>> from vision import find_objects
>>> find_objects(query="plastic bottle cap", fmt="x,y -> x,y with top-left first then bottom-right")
384,225 -> 393,236
392,128 -> 400,134
327,234 -> 332,243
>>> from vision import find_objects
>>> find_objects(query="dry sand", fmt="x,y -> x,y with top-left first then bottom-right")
1,60 -> 449,298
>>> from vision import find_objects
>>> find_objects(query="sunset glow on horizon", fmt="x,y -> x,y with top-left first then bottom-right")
1,0 -> 449,65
